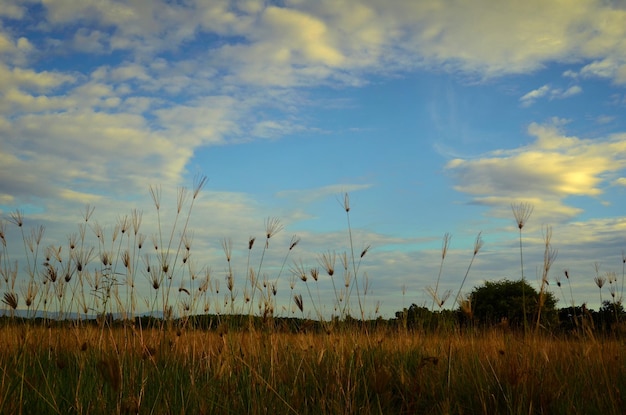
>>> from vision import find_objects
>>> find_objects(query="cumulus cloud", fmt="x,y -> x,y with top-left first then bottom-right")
445,120 -> 626,224
3,0 -> 620,87
1,1 -> 623,216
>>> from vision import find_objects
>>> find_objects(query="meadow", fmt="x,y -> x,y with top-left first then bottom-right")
1,177 -> 625,414
1,320 -> 625,414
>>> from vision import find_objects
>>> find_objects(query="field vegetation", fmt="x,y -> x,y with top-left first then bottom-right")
1,177 -> 625,414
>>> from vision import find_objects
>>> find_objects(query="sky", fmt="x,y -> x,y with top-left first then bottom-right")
1,0 -> 626,319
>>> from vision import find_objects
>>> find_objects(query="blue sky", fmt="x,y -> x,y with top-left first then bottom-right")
1,0 -> 626,318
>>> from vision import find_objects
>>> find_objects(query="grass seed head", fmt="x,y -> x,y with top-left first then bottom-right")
9,209 -> 24,227
293,293 -> 304,312
82,204 -> 95,222
264,217 -> 283,240
511,202 -> 533,230
310,267 -> 319,282
193,174 -> 208,199
594,275 -> 606,289
289,235 -> 300,250
2,292 -> 18,309
319,251 -> 336,276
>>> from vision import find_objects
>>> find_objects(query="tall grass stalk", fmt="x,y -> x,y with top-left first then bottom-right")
431,232 -> 451,312
454,232 -> 483,308
342,193 -> 362,320
162,175 -> 207,320
594,263 -> 605,307
512,202 -> 533,335
535,225 -> 557,332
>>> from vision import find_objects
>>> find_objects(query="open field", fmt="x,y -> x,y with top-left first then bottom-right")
1,186 -> 625,413
1,320 -> 625,415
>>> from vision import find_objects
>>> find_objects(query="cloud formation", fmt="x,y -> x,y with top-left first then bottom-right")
1,0 -> 625,210
446,119 -> 626,224
519,84 -> 582,106
1,0 -> 626,315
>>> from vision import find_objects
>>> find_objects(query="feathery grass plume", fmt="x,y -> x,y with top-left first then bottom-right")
431,232 -> 451,312
222,237 -> 232,264
149,184 -> 162,211
454,232 -> 483,308
131,208 -> 142,236
426,286 -> 452,310
82,204 -> 95,222
290,260 -> 307,283
293,293 -> 304,314
68,232 -> 78,251
310,267 -> 319,282
8,209 -> 23,228
26,225 -> 45,254
264,217 -> 283,246
21,279 -> 38,312
117,214 -> 130,236
594,263 -> 605,305
318,250 -> 342,310
511,201 -> 533,334
182,231 -> 193,253
2,291 -> 18,310
91,221 -> 105,245
536,225 -> 557,332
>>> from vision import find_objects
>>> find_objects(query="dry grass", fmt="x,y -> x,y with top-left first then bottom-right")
1,184 -> 626,413
0,322 -> 624,414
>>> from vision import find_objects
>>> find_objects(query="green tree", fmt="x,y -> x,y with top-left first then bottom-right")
467,279 -> 557,328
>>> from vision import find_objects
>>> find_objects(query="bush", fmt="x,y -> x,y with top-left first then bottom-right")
467,279 -> 557,328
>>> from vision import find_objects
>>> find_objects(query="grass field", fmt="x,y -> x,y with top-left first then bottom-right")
1,182 -> 625,414
0,320 -> 624,415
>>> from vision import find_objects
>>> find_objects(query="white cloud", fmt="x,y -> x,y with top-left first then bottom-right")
0,0 -> 619,90
563,69 -> 578,79
0,64 -> 75,93
520,84 -> 551,106
520,84 -> 582,106
562,85 -> 582,97
446,121 -> 626,224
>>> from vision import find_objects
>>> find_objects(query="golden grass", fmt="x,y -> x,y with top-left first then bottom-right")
0,322 -> 624,414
